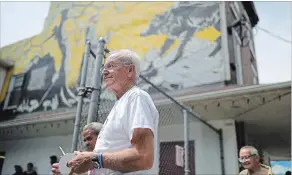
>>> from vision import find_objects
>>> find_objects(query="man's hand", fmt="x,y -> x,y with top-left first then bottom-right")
51,163 -> 61,175
68,151 -> 94,174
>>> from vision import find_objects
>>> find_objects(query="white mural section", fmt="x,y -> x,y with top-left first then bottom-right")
137,2 -> 225,93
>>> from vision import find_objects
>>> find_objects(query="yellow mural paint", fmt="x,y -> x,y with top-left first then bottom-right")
0,1 -> 222,103
0,68 -> 14,102
0,2 -> 174,101
195,26 -> 221,43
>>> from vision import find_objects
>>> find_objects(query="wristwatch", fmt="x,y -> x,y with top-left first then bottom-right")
92,161 -> 101,169
92,152 -> 103,169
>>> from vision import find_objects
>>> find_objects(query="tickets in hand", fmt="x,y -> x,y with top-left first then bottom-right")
59,153 -> 75,175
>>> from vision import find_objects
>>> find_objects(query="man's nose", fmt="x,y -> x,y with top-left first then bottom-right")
102,69 -> 109,76
85,142 -> 90,147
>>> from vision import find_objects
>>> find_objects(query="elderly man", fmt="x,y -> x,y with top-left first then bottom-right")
239,146 -> 274,175
67,49 -> 159,175
52,122 -> 103,175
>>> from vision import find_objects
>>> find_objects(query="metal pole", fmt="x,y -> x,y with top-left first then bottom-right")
183,109 -> 190,175
219,129 -> 225,175
71,41 -> 91,152
87,37 -> 106,124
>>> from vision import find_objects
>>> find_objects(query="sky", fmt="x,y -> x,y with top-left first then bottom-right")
0,1 -> 291,84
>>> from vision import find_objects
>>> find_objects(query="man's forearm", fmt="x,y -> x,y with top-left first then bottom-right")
102,148 -> 149,173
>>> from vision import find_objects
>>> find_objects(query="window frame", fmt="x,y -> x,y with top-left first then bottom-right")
3,73 -> 26,110
230,2 -> 256,60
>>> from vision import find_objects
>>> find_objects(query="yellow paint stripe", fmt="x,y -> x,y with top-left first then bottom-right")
0,156 -> 5,159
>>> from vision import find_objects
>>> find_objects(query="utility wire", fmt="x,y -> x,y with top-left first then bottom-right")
256,26 -> 292,44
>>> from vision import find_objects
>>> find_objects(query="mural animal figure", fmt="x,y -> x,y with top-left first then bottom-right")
141,1 -> 221,68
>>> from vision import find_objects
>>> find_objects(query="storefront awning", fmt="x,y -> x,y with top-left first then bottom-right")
180,81 -> 291,160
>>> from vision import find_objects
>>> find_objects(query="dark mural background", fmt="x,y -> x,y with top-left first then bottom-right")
0,2 -> 226,119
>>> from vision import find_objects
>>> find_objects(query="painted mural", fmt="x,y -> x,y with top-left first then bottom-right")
0,2 -> 226,116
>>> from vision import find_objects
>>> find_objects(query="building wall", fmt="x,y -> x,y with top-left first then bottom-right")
0,134 -> 73,175
0,1 -> 229,119
208,119 -> 240,174
0,120 -> 238,175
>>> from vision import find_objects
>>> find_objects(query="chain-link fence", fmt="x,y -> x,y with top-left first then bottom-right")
75,41 -> 225,174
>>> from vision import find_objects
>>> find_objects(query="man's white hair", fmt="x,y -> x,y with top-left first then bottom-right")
83,122 -> 103,136
240,145 -> 259,155
108,49 -> 141,82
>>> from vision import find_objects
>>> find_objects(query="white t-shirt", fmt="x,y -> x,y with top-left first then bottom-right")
92,86 -> 159,175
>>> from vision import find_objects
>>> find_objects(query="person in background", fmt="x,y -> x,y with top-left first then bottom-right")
13,165 -> 24,175
239,146 -> 274,175
50,155 -> 58,165
23,163 -> 37,175
51,122 -> 103,175
49,155 -> 58,174
82,122 -> 103,152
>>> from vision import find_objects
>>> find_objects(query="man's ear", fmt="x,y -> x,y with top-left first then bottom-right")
255,155 -> 260,162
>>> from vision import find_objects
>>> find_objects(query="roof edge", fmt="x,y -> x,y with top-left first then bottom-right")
0,112 -> 75,128
155,81 -> 291,105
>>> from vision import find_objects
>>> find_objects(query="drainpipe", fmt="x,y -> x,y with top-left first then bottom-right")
183,109 -> 190,175
219,129 -> 225,175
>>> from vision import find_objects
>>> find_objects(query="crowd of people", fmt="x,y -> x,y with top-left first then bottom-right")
13,163 -> 37,175
13,155 -> 58,175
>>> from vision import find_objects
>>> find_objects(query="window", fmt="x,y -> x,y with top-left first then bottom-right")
230,2 -> 257,61
3,74 -> 25,110
251,63 -> 258,84
242,11 -> 256,59
232,28 -> 244,85
0,67 -> 6,95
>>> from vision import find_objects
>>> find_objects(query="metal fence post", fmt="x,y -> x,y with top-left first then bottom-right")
71,41 -> 91,152
183,109 -> 190,175
219,129 -> 225,175
87,37 -> 106,124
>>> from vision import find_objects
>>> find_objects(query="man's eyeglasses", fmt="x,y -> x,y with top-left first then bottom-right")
102,62 -> 132,71
238,154 -> 256,163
